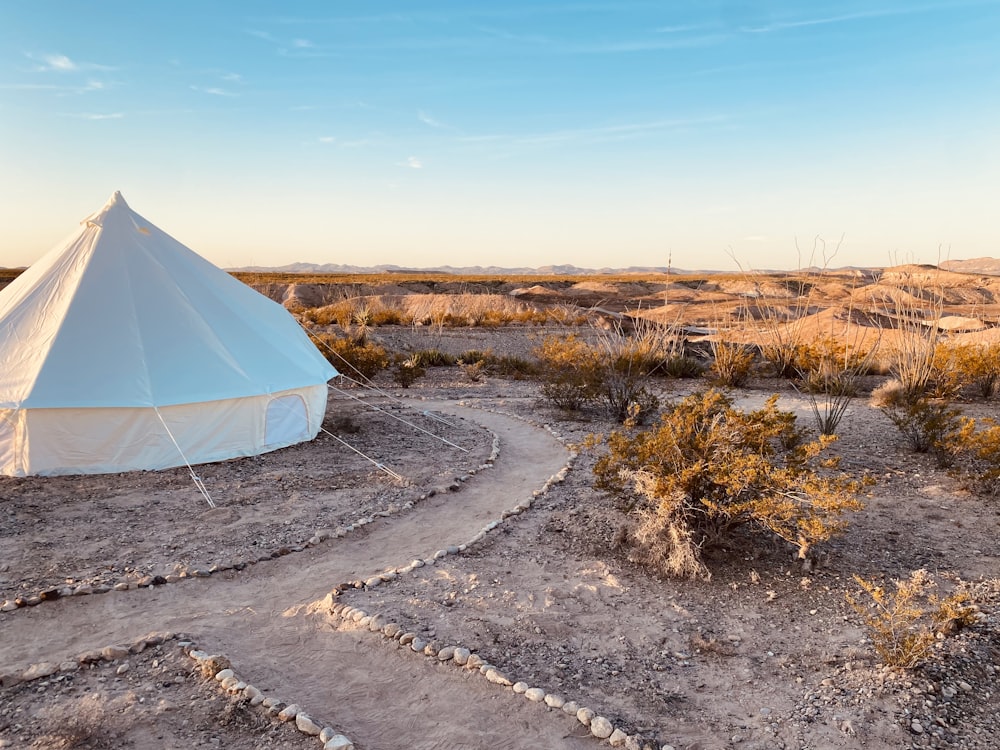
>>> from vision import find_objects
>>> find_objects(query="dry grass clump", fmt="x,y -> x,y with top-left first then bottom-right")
708,340 -> 756,387
848,570 -> 978,668
310,331 -> 389,381
594,389 -> 867,579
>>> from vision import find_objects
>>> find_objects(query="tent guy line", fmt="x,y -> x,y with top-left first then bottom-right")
327,384 -> 469,453
154,406 -> 216,508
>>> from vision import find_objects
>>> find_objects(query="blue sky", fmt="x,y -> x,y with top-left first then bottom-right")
1,1 -> 998,271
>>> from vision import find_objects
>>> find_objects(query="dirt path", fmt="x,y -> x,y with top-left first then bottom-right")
0,402 -> 594,749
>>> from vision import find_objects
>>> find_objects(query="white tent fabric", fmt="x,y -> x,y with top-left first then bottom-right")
0,191 -> 337,476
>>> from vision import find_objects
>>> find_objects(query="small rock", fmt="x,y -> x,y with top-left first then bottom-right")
323,736 -> 354,750
911,719 -> 923,734
485,669 -> 512,686
958,680 -> 973,692
562,701 -> 579,715
590,716 -> 614,740
382,623 -> 403,639
278,704 -> 301,721
320,727 -> 336,743
21,663 -> 59,680
524,688 -> 546,702
215,668 -> 235,682
296,714 -> 322,736
437,646 -> 456,661
513,682 -> 529,694
101,645 -> 130,661
116,662 -> 130,675
608,727 -> 628,746
244,686 -> 261,701
411,638 -> 427,653
399,633 -> 416,646
466,654 -> 484,670
452,647 -> 471,666
577,707 -> 595,726
544,694 -> 565,709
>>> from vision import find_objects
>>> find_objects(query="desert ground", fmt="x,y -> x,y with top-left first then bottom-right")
2,265 -> 999,750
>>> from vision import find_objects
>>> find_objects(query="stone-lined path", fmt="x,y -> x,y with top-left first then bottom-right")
0,402 -> 598,749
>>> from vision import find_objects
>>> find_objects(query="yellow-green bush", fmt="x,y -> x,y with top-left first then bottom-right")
848,570 -> 978,668
709,341 -> 756,387
594,389 -> 867,579
309,332 -> 389,381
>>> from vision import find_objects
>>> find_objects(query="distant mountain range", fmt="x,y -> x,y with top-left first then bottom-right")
226,262 -> 682,275
227,259 -> 1000,276
940,257 -> 1000,275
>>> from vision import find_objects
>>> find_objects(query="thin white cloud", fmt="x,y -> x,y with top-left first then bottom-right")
191,85 -> 238,97
740,4 -> 968,34
25,52 -> 115,73
63,112 -> 125,120
418,110 -> 456,131
292,38 -> 314,48
403,156 -> 423,169
318,136 -> 336,143
42,54 -> 76,72
221,72 -> 243,83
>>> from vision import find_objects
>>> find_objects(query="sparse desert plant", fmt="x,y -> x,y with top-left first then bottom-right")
930,342 -> 1000,400
594,389 -> 867,579
485,353 -> 540,379
951,416 -> 1000,496
848,570 -> 978,668
391,355 -> 426,388
410,348 -> 457,367
591,317 -> 675,423
708,340 -> 756,387
730,236 -> 843,379
535,334 -> 605,411
310,332 -> 389,381
461,359 -> 486,382
662,354 -> 705,378
870,379 -> 963,463
793,335 -> 880,436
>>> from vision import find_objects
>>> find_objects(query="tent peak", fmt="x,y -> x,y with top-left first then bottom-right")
83,190 -> 131,228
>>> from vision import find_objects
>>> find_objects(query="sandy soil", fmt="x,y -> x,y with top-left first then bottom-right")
2,366 -> 999,750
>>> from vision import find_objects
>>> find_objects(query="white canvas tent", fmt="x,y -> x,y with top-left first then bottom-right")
0,191 -> 337,477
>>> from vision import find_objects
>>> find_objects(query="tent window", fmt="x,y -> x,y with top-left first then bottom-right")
265,394 -> 309,447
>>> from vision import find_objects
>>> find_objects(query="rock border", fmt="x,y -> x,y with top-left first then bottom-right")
312,402 -> 679,750
0,631 -> 359,750
0,411 -> 501,615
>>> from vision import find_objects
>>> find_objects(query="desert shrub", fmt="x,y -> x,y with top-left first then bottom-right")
661,354 -> 705,379
486,354 -> 540,379
300,299 -> 357,327
461,360 -> 486,382
310,332 -> 389,381
535,334 -> 605,411
883,307 -> 940,400
709,340 -> 756,387
951,416 -> 1000,496
370,307 -> 408,326
594,389 -> 866,579
391,355 -> 426,388
930,342 -> 1000,400
410,349 -> 457,367
848,570 -> 978,668
601,373 -> 660,425
870,380 -> 963,463
793,336 -> 879,436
